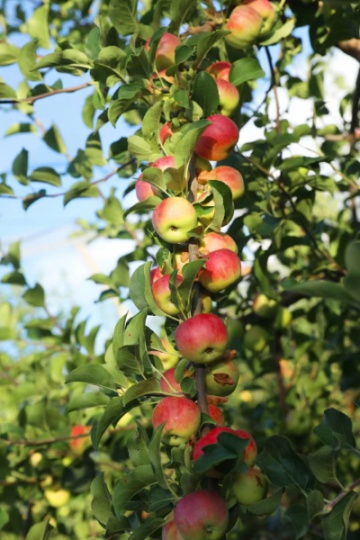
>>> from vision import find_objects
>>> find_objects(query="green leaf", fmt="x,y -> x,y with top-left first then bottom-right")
66,365 -> 116,391
130,517 -> 164,540
1,271 -> 27,286
122,378 -> 161,406
18,40 -> 42,81
94,397 -> 124,448
174,119 -> 210,169
308,447 -> 339,484
149,424 -> 172,490
208,180 -> 234,229
194,432 -> 249,474
91,474 -> 114,526
321,492 -> 357,540
344,240 -> 360,276
192,71 -> 219,117
22,5 -> 50,49
25,521 -> 54,540
260,18 -> 295,46
128,135 -> 158,161
257,436 -> 314,491
113,464 -> 156,518
23,283 -> 45,307
3,241 -> 21,269
313,408 -> 356,450
67,393 -> 110,412
306,490 -> 325,520
0,508 -> 9,530
244,490 -> 283,516
230,57 -> 265,87
30,167 -> 62,186
12,148 -> 28,184
142,100 -> 163,140
284,280 -> 357,306
283,505 -> 308,540
108,0 -> 138,35
129,261 -> 168,317
169,0 -> 197,31
191,30 -> 230,67
5,123 -> 37,136
63,182 -> 100,206
177,259 -> 205,309
43,125 -> 67,154
0,43 -> 19,66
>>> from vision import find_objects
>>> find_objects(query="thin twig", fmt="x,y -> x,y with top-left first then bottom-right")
0,82 -> 92,105
324,477 -> 360,511
265,47 -> 281,133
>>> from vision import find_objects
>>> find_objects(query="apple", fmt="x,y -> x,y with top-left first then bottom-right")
243,325 -> 269,352
193,426 -> 257,466
174,490 -> 229,540
159,121 -> 173,145
225,6 -> 263,49
150,337 -> 180,369
206,61 -> 232,81
70,424 -> 91,453
200,291 -> 212,313
44,488 -> 71,508
175,313 -> 228,364
208,403 -> 225,425
152,197 -> 198,243
200,231 -> 238,254
285,409 -> 312,436
243,0 -> 276,37
147,32 -> 181,71
152,273 -> 183,315
160,367 -> 193,394
205,359 -> 240,397
152,396 -> 201,445
253,293 -> 278,318
195,114 -> 239,161
150,266 -> 164,285
232,467 -> 268,506
136,155 -> 175,202
198,165 -> 244,200
215,78 -> 240,116
198,249 -> 241,293
162,520 -> 183,540
274,306 -> 292,329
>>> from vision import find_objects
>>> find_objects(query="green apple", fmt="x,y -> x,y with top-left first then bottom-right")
232,467 -> 268,505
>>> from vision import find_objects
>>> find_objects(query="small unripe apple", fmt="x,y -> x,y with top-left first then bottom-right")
152,396 -> 201,446
243,0 -> 276,37
206,61 -> 232,81
151,32 -> 181,70
174,490 -> 229,540
253,293 -> 278,318
175,313 -> 228,364
198,165 -> 244,200
208,403 -> 224,425
205,359 -> 240,397
150,338 -> 180,369
152,273 -> 183,315
225,6 -> 263,49
198,249 -> 241,293
274,306 -> 292,329
195,114 -> 239,161
215,78 -> 240,116
162,520 -> 183,540
193,426 -> 257,466
44,488 -> 71,508
285,409 -> 312,436
200,232 -> 238,254
243,325 -> 269,352
152,197 -> 198,243
232,467 -> 268,505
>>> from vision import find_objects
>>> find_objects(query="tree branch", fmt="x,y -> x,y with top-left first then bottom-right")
0,82 -> 92,105
265,47 -> 281,133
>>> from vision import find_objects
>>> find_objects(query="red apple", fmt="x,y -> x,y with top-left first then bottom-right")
174,490 -> 229,540
150,266 -> 164,285
198,165 -> 244,200
200,232 -> 238,254
135,178 -> 160,202
152,197 -> 198,243
198,249 -> 241,293
70,425 -> 91,453
150,338 -> 180,369
152,273 -> 183,315
193,426 -> 257,466
160,367 -> 192,394
225,6 -> 263,49
159,121 -> 173,145
205,359 -> 240,397
175,313 -> 228,364
195,114 -> 239,161
208,403 -> 224,425
147,32 -> 181,71
215,78 -> 240,116
162,520 -> 183,540
243,0 -> 276,36
232,467 -> 269,505
152,396 -> 200,446
206,61 -> 232,81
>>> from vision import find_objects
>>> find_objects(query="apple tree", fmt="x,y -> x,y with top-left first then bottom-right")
1,0 -> 360,539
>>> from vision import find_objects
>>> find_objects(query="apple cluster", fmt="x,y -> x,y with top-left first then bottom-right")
129,4 -> 278,536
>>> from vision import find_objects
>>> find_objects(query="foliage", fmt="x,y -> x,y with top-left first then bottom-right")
1,0 -> 360,539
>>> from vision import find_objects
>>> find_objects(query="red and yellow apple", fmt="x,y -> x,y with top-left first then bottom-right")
200,232 -> 238,254
225,6 -> 263,49
198,249 -> 241,293
195,114 -> 239,161
175,313 -> 228,364
162,520 -> 183,540
208,403 -> 225,425
174,490 -> 229,540
152,396 -> 200,446
146,32 -> 181,70
70,425 -> 91,453
243,0 -> 276,37
206,61 -> 232,81
152,197 -> 198,243
198,165 -> 244,200
215,78 -> 240,116
152,273 -> 183,315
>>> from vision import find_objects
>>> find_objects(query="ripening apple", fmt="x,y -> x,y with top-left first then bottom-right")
174,490 -> 229,540
208,403 -> 225,425
243,0 -> 277,37
198,165 -> 244,200
150,337 -> 180,370
135,155 -> 175,202
159,367 -> 193,394
152,197 -> 198,243
150,266 -> 164,285
206,61 -> 232,81
232,467 -> 269,505
200,231 -> 238,254
162,520 -> 183,540
152,396 -> 201,445
70,424 -> 91,453
243,325 -> 269,352
215,78 -> 240,116
159,121 -> 173,145
225,6 -> 263,49
193,426 -> 257,466
152,273 -> 183,315
147,32 -> 181,71
198,249 -> 241,293
195,114 -> 239,161
205,359 -> 240,397
175,313 -> 228,364
253,293 -> 278,318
